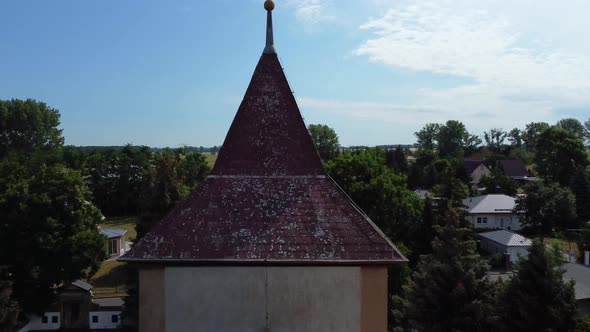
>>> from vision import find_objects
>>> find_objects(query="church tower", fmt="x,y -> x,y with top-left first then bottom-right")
121,2 -> 406,331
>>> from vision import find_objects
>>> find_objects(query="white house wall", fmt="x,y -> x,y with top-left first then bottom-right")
165,266 -> 361,332
468,213 -> 522,231
89,311 -> 122,329
480,238 -> 529,263
18,312 -> 60,332
507,246 -> 529,263
470,164 -> 492,187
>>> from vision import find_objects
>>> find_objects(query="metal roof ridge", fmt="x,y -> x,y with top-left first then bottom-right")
207,175 -> 328,179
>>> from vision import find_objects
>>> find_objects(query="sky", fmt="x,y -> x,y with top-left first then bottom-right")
1,0 -> 589,147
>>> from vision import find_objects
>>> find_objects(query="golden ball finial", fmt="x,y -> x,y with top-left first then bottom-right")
264,0 -> 275,11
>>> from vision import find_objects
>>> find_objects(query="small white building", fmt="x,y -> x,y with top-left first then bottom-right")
479,230 -> 532,263
100,228 -> 128,258
463,194 -> 522,230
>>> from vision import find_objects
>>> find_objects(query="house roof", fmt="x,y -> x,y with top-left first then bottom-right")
479,230 -> 532,247
100,228 -> 127,239
463,194 -> 516,214
464,158 -> 486,175
563,263 -> 590,300
119,5 -> 405,266
93,297 -> 124,310
414,189 -> 432,200
71,279 -> 93,291
497,159 -> 528,178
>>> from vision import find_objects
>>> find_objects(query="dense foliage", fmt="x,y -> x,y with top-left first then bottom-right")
325,148 -> 422,242
498,241 -> 578,331
404,209 -> 495,331
308,123 -> 340,161
516,181 -> 578,236
535,127 -> 588,186
0,99 -> 64,157
0,99 -> 106,315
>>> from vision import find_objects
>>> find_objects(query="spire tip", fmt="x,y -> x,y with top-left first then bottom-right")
264,0 -> 275,12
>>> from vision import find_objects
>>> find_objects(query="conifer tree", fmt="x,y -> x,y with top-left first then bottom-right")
499,241 -> 577,331
405,209 -> 494,331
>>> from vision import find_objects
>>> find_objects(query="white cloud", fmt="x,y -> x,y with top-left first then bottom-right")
285,0 -> 335,26
349,0 -> 590,130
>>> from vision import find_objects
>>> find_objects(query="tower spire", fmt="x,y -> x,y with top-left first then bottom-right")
263,0 -> 276,54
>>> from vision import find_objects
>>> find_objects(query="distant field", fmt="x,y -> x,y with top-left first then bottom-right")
202,152 -> 218,168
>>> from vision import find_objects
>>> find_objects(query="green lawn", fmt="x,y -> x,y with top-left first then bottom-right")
90,260 -> 128,298
203,152 -> 218,168
90,216 -> 139,298
101,216 -> 138,242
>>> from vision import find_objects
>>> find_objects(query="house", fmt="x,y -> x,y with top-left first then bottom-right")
18,280 -> 123,331
563,262 -> 590,313
414,189 -> 432,200
120,2 -> 406,331
463,158 -> 491,189
479,230 -> 532,263
463,194 -> 522,230
100,228 -> 127,258
496,159 -> 527,179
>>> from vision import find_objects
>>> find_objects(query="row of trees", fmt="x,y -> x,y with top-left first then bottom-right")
0,99 -> 213,328
307,121 -> 589,330
0,99 -> 107,321
318,143 -> 583,330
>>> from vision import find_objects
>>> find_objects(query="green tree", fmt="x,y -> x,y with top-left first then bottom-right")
484,128 -> 507,153
83,145 -> 152,215
571,166 -> 590,224
385,146 -> 409,174
432,161 -> 469,211
408,149 -> 438,189
507,128 -> 523,147
174,148 -> 211,192
308,124 -> 339,161
522,121 -> 550,151
136,150 -> 184,240
326,149 -> 422,242
437,120 -> 469,158
499,241 -> 577,331
465,134 -> 482,155
405,209 -> 494,331
0,159 -> 106,313
585,118 -> 590,145
415,123 -> 440,151
556,118 -> 586,141
516,182 -> 577,236
535,127 -> 588,185
0,99 -> 64,157
479,169 -> 517,196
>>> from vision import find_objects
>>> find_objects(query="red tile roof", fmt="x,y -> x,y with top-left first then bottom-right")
211,54 -> 324,176
120,49 -> 405,265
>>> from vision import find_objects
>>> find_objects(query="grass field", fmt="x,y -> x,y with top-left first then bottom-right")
90,260 -> 128,298
101,216 -> 138,242
544,238 -> 580,261
202,152 -> 218,168
90,216 -> 139,298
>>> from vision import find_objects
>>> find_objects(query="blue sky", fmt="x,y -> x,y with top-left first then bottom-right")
1,0 -> 589,147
